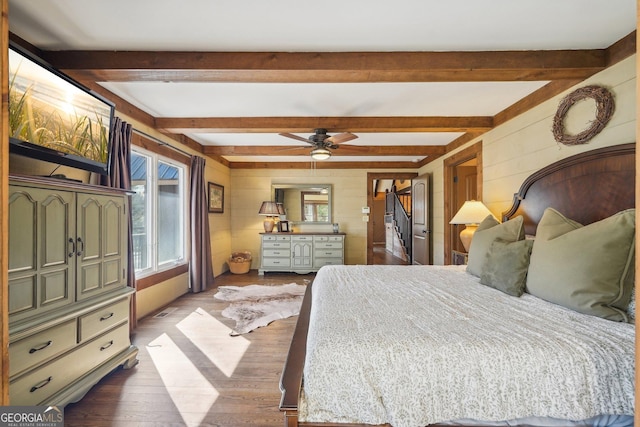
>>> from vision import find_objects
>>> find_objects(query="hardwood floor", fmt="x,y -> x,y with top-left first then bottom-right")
63,271 -> 310,427
373,245 -> 409,265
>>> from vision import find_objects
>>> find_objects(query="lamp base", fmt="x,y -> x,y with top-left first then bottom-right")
459,224 -> 478,252
263,218 -> 275,233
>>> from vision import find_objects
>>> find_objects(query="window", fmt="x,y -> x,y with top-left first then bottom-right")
301,191 -> 329,222
131,147 -> 187,277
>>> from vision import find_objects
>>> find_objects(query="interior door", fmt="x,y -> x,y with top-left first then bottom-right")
411,174 -> 430,265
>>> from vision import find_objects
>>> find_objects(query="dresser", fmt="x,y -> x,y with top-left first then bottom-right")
8,175 -> 138,406
259,233 -> 345,274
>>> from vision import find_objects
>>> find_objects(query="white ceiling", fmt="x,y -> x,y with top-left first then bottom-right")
7,0 -> 637,166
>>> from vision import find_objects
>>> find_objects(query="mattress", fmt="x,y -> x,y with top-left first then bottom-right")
299,265 -> 635,427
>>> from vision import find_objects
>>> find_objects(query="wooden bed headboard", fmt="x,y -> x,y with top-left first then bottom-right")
501,143 -> 635,236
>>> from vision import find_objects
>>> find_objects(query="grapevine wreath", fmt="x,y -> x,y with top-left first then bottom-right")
552,85 -> 614,145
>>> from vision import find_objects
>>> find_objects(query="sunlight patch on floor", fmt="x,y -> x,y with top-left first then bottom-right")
147,332 -> 219,427
175,307 -> 250,377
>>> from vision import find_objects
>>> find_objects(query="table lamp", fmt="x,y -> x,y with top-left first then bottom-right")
449,200 -> 494,251
258,201 -> 280,233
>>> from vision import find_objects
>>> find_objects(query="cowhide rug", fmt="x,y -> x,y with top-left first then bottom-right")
214,283 -> 307,336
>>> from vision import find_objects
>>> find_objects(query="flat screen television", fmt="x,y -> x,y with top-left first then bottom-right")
8,42 -> 115,175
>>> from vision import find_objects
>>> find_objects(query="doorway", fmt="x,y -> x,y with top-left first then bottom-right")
367,172 -> 417,265
443,141 -> 483,265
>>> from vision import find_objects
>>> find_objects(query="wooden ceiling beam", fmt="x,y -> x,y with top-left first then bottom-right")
203,145 -> 447,156
156,116 -> 493,133
44,49 -> 607,83
228,161 -> 422,169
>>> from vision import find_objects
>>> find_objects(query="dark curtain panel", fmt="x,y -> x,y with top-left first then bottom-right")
101,117 -> 137,329
190,156 -> 214,293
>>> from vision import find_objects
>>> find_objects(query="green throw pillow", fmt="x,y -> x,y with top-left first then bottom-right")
466,215 -> 525,277
526,208 -> 635,321
480,238 -> 533,297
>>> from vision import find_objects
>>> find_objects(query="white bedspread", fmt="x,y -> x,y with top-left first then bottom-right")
299,265 -> 635,427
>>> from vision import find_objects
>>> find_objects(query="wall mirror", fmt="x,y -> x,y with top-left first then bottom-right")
272,184 -> 332,224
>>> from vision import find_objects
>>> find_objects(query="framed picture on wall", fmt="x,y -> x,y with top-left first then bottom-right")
278,220 -> 290,232
208,182 -> 224,213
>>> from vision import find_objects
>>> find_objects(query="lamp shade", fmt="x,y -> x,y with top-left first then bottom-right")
258,201 -> 280,233
449,200 -> 494,252
449,200 -> 494,225
276,202 -> 286,215
310,147 -> 331,160
258,201 -> 280,216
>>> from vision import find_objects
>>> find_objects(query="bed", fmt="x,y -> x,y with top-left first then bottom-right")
279,143 -> 636,427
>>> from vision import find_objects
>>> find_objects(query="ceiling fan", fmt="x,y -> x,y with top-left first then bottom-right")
279,128 -> 358,160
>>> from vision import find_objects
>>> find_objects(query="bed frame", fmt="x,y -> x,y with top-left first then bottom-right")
279,143 -> 636,427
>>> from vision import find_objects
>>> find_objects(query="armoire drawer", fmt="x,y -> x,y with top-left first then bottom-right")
78,298 -> 129,343
9,320 -> 77,377
10,323 -> 130,406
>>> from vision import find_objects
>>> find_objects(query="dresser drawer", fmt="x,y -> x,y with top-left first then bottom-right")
10,323 -> 130,406
314,235 -> 343,243
78,298 -> 129,343
292,235 -> 313,242
263,241 -> 291,249
9,320 -> 77,377
315,241 -> 343,249
262,258 -> 291,268
314,249 -> 343,258
314,258 -> 344,268
263,249 -> 290,257
262,235 -> 290,242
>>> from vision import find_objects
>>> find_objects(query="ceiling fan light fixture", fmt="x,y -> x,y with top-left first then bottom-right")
310,147 -> 331,160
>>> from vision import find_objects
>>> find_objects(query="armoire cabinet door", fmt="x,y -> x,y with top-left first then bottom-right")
8,186 -> 75,321
76,193 -> 127,300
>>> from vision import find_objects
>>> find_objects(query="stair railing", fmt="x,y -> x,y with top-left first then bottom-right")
385,191 -> 412,258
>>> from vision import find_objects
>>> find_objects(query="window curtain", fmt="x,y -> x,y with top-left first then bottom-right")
189,156 -> 214,292
100,117 -> 137,329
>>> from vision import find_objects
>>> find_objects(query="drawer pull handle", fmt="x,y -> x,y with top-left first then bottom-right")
100,340 -> 114,351
77,237 -> 84,256
68,238 -> 75,258
29,341 -> 52,354
100,312 -> 114,321
30,376 -> 52,393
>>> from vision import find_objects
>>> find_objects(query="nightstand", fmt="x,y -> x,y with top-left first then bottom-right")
452,250 -> 468,265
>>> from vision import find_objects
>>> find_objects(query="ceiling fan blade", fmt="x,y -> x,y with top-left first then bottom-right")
279,132 -> 312,144
326,132 -> 358,144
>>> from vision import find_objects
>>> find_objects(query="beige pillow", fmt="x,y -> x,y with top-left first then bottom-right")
466,215 -> 525,277
526,208 -> 635,321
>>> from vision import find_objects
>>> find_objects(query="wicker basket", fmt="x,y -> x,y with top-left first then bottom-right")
229,251 -> 252,274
